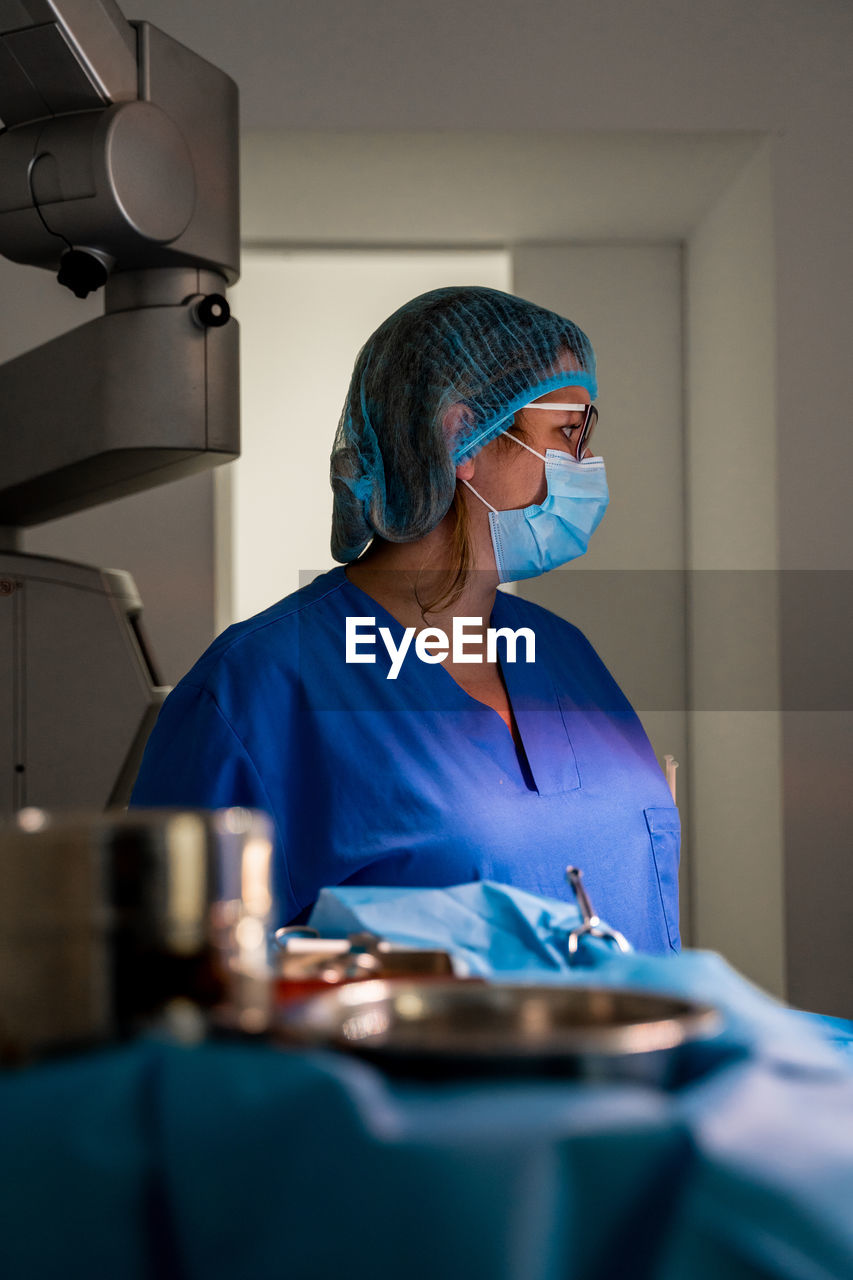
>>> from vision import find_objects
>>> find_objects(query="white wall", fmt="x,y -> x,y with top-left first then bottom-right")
685,143 -> 784,995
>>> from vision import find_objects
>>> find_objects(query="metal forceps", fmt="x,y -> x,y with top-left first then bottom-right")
565,866 -> 631,955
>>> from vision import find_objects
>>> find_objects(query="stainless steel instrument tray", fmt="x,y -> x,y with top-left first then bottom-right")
276,979 -> 723,1083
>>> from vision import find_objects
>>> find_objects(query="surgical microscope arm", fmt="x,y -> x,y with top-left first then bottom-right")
0,0 -> 240,528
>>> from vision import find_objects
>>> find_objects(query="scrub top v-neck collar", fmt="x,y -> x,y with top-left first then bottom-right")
336,568 -> 581,798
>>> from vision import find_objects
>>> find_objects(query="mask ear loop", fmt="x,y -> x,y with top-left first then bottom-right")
499,430 -> 548,462
459,477 -> 497,512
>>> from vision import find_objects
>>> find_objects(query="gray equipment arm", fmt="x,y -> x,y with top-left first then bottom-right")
0,0 -> 138,125
0,4 -> 241,816
0,2 -> 240,526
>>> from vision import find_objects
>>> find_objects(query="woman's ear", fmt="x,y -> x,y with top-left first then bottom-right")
443,403 -> 476,481
443,402 -> 472,445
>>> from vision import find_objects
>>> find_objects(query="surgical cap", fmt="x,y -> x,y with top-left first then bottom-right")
330,285 -> 598,562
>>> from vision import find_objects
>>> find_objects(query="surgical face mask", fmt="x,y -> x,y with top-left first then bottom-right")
461,431 -> 609,583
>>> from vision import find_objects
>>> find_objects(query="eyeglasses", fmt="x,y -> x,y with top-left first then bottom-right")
522,401 -> 598,461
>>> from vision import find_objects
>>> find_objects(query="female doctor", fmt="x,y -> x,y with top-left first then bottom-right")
131,285 -> 681,953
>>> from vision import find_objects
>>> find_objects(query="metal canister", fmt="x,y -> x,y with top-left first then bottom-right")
0,807 -> 276,1063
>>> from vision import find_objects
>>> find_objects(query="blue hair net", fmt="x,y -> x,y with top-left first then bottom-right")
330,285 -> 598,563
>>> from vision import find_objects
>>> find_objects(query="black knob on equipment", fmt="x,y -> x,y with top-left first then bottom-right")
194,293 -> 230,327
57,249 -> 110,299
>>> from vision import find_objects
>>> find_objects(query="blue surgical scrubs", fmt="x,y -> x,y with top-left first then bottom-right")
131,566 -> 680,953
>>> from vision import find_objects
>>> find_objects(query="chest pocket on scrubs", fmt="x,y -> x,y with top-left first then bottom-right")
644,806 -> 681,952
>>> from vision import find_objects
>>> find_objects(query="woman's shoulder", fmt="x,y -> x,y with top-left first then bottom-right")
178,567 -> 351,698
